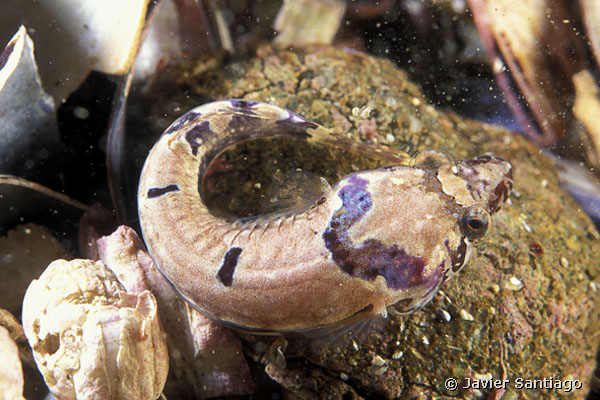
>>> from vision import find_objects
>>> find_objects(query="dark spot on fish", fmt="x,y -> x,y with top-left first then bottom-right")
275,114 -> 318,137
228,102 -> 259,118
227,114 -> 264,134
323,175 -> 439,290
165,112 -> 201,135
489,180 -> 510,214
230,99 -> 258,109
185,120 -> 213,156
446,239 -> 468,273
217,247 -> 242,287
147,184 -> 180,198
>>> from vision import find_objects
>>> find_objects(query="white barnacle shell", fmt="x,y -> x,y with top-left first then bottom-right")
22,259 -> 168,400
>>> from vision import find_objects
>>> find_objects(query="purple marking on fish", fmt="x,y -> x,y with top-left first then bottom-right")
329,174 -> 372,227
185,120 -> 213,156
217,247 -> 242,287
147,184 -> 180,198
227,114 -> 265,134
165,112 -> 202,135
275,111 -> 319,135
345,239 -> 430,290
229,99 -> 259,111
323,175 -> 430,290
225,103 -> 259,117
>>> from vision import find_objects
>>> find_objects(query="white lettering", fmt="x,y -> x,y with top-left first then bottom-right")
462,378 -> 509,389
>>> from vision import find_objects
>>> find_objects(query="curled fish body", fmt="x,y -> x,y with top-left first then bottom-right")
138,100 -> 513,332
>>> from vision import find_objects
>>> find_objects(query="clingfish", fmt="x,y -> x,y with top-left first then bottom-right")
138,100 -> 513,333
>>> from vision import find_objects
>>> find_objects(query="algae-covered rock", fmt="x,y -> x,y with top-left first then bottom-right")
130,45 -> 600,399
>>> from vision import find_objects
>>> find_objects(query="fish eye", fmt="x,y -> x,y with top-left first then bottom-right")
460,206 -> 490,240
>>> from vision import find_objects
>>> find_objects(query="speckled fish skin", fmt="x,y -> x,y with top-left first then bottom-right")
138,100 -> 513,332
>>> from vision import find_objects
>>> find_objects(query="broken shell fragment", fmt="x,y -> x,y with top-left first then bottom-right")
22,258 -> 168,400
0,324 -> 25,400
96,225 -> 255,399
